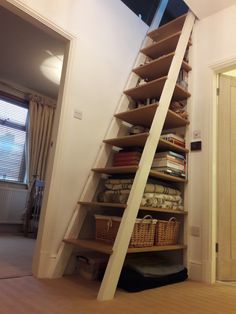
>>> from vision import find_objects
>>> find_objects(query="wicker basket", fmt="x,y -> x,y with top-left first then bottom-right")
95,215 -> 120,244
155,217 -> 180,246
95,214 -> 157,247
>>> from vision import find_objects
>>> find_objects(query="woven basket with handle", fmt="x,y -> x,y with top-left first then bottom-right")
155,217 -> 180,246
95,214 -> 157,247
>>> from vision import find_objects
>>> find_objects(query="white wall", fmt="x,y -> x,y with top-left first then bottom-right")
188,4 -> 236,281
6,0 -> 148,276
0,184 -> 27,223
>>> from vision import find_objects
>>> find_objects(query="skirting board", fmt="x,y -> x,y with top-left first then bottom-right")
188,260 -> 202,281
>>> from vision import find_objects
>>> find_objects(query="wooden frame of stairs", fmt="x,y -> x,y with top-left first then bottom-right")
51,2 -> 195,301
50,0 -> 169,280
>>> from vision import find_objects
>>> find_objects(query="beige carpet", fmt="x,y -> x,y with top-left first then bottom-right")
0,234 -> 35,278
0,277 -> 236,314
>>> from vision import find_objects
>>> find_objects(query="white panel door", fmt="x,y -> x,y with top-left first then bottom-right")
217,74 -> 236,280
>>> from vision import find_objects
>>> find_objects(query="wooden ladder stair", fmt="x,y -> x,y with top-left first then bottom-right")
52,8 -> 195,301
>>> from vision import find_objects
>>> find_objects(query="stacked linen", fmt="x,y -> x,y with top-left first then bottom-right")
97,177 -> 183,210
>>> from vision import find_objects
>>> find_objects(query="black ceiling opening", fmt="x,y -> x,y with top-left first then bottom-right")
121,0 -> 189,26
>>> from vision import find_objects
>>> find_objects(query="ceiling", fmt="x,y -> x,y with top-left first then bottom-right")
0,6 -> 67,99
184,0 -> 236,19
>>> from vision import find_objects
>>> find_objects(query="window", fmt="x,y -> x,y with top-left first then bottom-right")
0,96 -> 28,183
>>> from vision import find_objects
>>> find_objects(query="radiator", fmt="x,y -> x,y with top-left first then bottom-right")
0,186 -> 28,223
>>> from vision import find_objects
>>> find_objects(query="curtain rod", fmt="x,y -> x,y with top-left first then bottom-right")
0,80 -> 57,107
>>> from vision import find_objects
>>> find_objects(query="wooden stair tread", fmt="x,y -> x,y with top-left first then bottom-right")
63,239 -> 113,254
149,170 -> 186,182
78,201 -> 187,215
124,76 -> 191,101
92,166 -> 138,174
148,14 -> 187,41
64,239 -> 187,254
103,132 -> 149,147
92,166 -> 186,183
141,32 -> 191,60
133,52 -> 191,81
103,133 -> 188,153
115,103 -> 189,129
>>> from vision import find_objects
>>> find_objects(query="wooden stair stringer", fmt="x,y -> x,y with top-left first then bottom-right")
50,0 -> 169,279
97,11 -> 195,301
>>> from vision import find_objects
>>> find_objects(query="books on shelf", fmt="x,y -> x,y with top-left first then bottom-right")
113,150 -> 142,167
160,133 -> 185,148
152,151 -> 186,178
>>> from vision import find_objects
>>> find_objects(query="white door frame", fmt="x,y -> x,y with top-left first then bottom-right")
208,56 -> 236,283
1,0 -> 74,276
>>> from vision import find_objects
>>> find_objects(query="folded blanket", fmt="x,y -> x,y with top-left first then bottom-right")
105,182 -> 181,196
98,190 -> 183,210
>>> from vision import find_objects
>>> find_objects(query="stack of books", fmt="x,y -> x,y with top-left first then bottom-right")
113,149 -> 142,167
160,133 -> 185,148
152,151 -> 186,178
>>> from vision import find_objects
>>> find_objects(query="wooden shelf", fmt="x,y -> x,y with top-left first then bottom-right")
148,14 -> 187,41
158,138 -> 188,153
78,201 -> 127,209
104,132 -> 188,153
92,166 -> 138,174
127,244 -> 187,253
78,201 -> 187,215
92,166 -> 186,183
64,239 -> 186,254
63,239 -> 113,255
133,52 -> 191,81
141,32 -> 191,60
115,103 -> 189,129
149,170 -> 186,182
103,133 -> 149,148
124,76 -> 191,102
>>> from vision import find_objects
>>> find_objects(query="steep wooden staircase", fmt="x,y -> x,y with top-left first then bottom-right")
52,7 -> 195,301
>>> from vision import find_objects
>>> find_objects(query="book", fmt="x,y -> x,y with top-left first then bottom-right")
152,160 -> 185,171
153,167 -> 186,178
154,151 -> 185,160
113,160 -> 139,166
161,133 -> 185,142
153,156 -> 185,165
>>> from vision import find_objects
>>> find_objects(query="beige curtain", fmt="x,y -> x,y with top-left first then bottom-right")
28,95 -> 55,182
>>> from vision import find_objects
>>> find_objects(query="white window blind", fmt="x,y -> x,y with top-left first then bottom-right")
0,97 -> 28,182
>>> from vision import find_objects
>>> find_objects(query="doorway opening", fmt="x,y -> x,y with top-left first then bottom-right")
0,3 -> 70,279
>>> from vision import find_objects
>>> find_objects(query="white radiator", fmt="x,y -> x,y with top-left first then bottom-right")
0,186 -> 28,223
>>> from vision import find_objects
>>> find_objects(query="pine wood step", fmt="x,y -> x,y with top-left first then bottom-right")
133,52 -> 191,81
141,32 -> 191,60
64,239 -> 187,254
78,201 -> 187,215
124,76 -> 191,102
103,133 -> 188,153
147,13 -> 187,41
92,166 -> 186,183
115,103 -> 189,128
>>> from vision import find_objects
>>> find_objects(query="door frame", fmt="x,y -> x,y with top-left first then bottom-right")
1,0 -> 74,276
208,56 -> 236,283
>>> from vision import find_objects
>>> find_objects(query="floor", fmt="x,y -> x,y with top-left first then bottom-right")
0,277 -> 236,314
0,235 -> 236,313
0,233 -> 35,278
